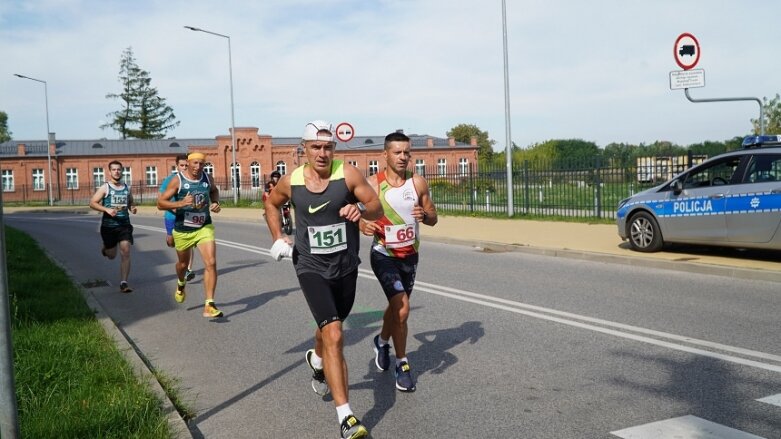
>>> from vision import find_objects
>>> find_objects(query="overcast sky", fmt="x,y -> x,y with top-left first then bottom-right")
1,0 -> 777,150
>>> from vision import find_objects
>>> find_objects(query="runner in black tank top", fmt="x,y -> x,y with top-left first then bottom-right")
263,120 -> 383,439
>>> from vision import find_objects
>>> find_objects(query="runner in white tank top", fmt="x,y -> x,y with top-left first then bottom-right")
359,131 -> 438,393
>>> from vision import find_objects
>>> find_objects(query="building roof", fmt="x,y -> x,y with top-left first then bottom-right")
0,138 -> 216,157
0,133 -> 472,158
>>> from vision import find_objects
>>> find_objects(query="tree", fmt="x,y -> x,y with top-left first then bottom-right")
751,93 -> 781,135
103,47 -> 179,139
516,139 -> 600,169
447,123 -> 495,162
0,111 -> 11,142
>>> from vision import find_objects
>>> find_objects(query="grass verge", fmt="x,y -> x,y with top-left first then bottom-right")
7,226 -> 176,438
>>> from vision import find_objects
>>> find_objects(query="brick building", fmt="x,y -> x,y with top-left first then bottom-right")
0,126 -> 478,204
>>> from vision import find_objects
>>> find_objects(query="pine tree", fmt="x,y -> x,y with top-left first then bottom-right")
102,47 -> 179,139
0,111 -> 11,143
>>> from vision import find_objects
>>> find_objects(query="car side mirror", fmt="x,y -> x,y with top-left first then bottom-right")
671,179 -> 683,194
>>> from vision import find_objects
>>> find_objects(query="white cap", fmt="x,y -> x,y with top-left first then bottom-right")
302,120 -> 335,142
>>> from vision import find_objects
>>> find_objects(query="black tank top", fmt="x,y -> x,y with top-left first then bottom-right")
290,160 -> 360,279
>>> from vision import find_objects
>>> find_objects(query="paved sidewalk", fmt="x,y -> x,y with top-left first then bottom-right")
5,205 -> 781,281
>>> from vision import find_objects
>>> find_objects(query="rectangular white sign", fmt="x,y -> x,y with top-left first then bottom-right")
670,69 -> 705,90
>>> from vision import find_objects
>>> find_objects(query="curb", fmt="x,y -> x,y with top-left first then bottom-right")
39,247 -> 193,438
424,235 -> 781,283
84,287 -> 193,439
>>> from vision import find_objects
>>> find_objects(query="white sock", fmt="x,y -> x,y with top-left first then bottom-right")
378,336 -> 389,346
396,357 -> 409,367
336,403 -> 353,423
310,351 -> 323,370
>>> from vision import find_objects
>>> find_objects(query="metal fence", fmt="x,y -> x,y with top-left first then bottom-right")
2,158 -> 698,219
1,176 -> 268,207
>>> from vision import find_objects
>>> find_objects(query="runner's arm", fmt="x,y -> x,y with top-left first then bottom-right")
264,174 -> 292,242
88,184 -> 112,215
157,177 -> 191,210
344,164 -> 383,222
208,175 -> 221,213
413,174 -> 437,226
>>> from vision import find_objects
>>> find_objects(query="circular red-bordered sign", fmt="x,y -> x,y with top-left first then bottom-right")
335,122 -> 355,142
674,33 -> 700,70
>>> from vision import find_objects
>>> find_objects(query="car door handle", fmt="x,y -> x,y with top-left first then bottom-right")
709,194 -> 725,199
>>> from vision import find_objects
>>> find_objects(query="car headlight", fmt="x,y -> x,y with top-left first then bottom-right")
617,197 -> 631,210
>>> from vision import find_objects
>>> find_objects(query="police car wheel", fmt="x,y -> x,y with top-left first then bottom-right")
628,211 -> 663,252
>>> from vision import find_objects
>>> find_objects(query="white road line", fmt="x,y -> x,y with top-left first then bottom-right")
756,393 -> 781,407
610,415 -> 766,439
406,278 -> 781,364
46,219 -> 781,374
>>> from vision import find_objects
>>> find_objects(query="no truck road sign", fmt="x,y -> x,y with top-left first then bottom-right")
674,33 -> 701,70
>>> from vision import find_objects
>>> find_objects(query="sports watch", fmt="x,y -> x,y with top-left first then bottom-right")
355,202 -> 366,214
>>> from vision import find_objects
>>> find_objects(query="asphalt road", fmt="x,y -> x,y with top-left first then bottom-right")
5,211 -> 781,439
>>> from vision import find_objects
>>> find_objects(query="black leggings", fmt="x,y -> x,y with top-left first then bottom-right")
297,270 -> 358,329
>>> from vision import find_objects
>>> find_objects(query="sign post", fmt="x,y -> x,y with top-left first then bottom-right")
669,33 -> 765,135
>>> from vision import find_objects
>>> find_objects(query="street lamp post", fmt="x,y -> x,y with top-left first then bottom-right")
14,74 -> 54,206
501,0 -> 514,217
184,26 -> 238,204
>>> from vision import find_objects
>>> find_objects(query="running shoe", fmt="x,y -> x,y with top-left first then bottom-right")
119,281 -> 133,293
305,349 -> 329,396
339,415 -> 369,439
185,270 -> 195,281
202,300 -> 223,318
395,361 -> 416,392
174,286 -> 186,303
373,335 -> 390,371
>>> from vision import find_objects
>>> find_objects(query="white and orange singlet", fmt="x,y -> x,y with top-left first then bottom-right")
371,170 -> 420,258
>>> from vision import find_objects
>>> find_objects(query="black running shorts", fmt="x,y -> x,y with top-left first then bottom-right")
297,270 -> 359,329
100,224 -> 134,249
370,251 -> 418,300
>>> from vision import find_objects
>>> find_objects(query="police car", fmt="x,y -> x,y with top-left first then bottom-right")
617,135 -> 781,252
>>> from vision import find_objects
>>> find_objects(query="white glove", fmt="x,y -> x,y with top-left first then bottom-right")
270,239 -> 294,261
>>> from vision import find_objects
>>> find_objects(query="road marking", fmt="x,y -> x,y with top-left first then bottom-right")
610,415 -> 766,438
400,276 -> 781,373
405,278 -> 781,364
756,393 -> 781,407
49,219 -> 781,375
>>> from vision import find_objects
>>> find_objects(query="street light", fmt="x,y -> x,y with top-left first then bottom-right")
184,25 -> 239,204
501,0 -> 514,217
13,74 -> 54,206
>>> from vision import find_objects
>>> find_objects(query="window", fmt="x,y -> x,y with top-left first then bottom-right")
250,162 -> 261,188
145,166 -> 158,186
93,167 -> 105,188
415,159 -> 425,176
66,168 -> 78,190
231,162 -> 241,189
437,158 -> 447,176
32,168 -> 45,191
459,158 -> 469,176
122,167 -> 132,184
276,161 -> 287,175
682,156 -> 741,189
744,154 -> 781,184
204,162 -> 214,176
348,160 -> 358,167
369,160 -> 379,176
2,170 -> 13,192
